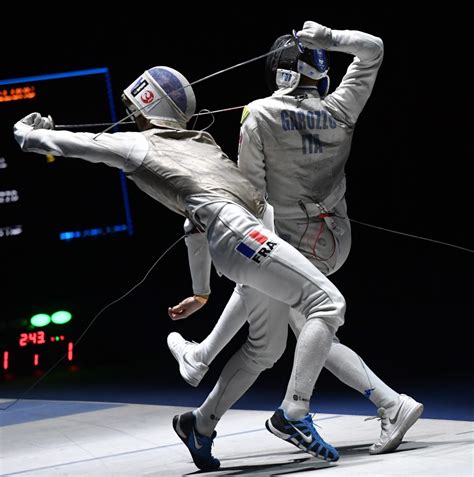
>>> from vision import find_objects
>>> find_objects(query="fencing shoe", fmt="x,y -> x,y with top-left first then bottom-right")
167,332 -> 208,387
368,394 -> 424,454
173,411 -> 220,471
265,408 -> 339,461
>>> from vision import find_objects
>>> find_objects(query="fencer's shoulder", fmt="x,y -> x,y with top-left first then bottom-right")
241,96 -> 276,125
246,95 -> 276,111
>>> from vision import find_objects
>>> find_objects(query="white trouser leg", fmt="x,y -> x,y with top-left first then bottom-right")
206,204 -> 345,418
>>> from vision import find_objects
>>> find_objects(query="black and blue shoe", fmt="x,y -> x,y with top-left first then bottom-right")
265,408 -> 339,461
173,411 -> 220,471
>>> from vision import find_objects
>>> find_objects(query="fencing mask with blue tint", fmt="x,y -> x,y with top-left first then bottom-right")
265,34 -> 330,97
122,66 -> 196,129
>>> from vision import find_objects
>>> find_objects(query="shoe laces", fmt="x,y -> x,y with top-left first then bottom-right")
365,408 -> 389,433
197,430 -> 217,451
301,413 -> 324,438
302,413 -> 337,459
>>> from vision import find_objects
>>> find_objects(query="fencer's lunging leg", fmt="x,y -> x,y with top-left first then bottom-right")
207,204 -> 346,421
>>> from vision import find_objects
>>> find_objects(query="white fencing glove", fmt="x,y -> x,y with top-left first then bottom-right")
296,21 -> 332,50
14,112 -> 54,149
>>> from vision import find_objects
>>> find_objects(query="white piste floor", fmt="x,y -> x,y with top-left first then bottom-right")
0,399 -> 472,476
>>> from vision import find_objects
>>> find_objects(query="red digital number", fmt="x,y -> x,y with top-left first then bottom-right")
19,331 -> 47,347
19,333 -> 28,347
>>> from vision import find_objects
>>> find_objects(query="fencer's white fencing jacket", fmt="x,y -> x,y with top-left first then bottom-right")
13,125 -> 266,227
13,122 -> 267,295
238,29 -> 384,222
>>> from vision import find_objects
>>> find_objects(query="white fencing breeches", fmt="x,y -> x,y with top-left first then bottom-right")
206,203 -> 345,330
196,203 -> 345,424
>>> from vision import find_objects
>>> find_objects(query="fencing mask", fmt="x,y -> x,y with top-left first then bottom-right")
122,66 -> 196,129
265,34 -> 330,97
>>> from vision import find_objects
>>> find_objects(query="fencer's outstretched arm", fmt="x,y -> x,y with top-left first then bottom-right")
14,112 -> 148,172
14,113 -> 213,321
298,21 -> 384,126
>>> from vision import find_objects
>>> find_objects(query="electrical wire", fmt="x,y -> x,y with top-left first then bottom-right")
93,43 -> 292,138
0,234 -> 186,411
335,215 -> 473,253
55,106 -> 245,130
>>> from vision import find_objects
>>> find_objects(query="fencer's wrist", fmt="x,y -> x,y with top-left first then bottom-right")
298,21 -> 332,49
194,294 -> 209,305
13,121 -> 32,149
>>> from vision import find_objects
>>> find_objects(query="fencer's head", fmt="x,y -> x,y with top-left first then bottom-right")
121,66 -> 196,130
265,34 -> 330,97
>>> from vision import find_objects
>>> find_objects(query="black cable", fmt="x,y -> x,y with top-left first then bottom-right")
0,234 -> 186,411
334,215 -> 473,254
297,200 -> 310,252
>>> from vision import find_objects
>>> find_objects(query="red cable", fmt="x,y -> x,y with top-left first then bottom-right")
311,220 -> 326,257
311,215 -> 336,260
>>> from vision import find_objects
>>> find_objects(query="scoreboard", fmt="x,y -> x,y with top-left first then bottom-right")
0,68 -> 133,377
0,67 -> 133,243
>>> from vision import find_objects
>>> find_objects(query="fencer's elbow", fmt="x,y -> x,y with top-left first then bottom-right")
373,35 -> 384,51
357,32 -> 384,62
371,36 -> 384,61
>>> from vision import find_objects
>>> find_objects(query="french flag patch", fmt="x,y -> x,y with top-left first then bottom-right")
236,229 -> 279,264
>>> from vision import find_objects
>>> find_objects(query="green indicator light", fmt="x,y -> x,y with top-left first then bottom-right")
30,314 -> 51,327
51,311 -> 72,325
55,336 -> 60,341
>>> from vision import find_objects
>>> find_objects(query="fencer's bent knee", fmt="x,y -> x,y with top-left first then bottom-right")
240,333 -> 287,373
302,288 -> 346,331
326,293 -> 346,330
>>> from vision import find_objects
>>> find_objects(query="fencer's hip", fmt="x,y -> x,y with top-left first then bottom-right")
207,203 -> 345,328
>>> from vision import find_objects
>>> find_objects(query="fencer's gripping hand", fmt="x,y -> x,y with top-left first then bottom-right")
14,112 -> 55,150
168,296 -> 206,321
296,21 -> 332,49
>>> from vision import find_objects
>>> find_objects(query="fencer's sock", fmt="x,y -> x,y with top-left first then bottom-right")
194,349 -> 260,437
282,319 -> 334,420
193,290 -> 248,365
324,343 -> 400,409
281,396 -> 312,421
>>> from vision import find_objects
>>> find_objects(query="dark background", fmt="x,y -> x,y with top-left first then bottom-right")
0,7 -> 472,415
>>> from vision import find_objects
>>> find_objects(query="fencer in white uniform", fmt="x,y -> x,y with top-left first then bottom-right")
167,20 -> 423,458
13,64 -> 343,470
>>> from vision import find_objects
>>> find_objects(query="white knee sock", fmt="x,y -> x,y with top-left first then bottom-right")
193,288 -> 248,365
282,319 -> 334,420
194,349 -> 260,436
291,309 -> 400,410
324,343 -> 399,409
